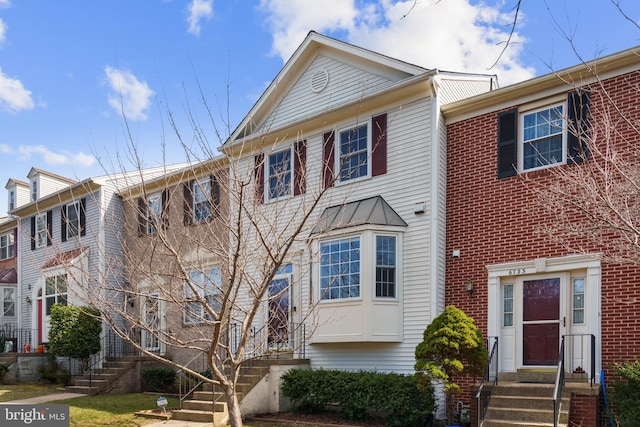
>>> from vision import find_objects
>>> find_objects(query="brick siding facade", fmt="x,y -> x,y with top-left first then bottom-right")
445,70 -> 640,425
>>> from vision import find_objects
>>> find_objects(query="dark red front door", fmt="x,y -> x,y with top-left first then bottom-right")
523,278 -> 560,365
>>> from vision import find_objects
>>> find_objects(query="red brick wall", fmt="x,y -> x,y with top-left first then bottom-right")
569,393 -> 599,427
445,70 -> 640,421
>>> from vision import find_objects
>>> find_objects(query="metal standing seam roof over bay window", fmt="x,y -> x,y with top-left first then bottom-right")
0,268 -> 17,283
310,196 -> 407,235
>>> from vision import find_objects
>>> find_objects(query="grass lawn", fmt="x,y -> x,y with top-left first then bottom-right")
0,384 -> 313,426
0,383 -> 63,401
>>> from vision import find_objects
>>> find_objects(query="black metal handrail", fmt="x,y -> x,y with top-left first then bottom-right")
553,336 -> 566,427
563,333 -> 596,386
476,336 -> 498,426
84,329 -> 140,388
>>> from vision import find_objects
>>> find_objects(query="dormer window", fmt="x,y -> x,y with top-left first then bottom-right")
31,179 -> 38,201
8,190 -> 15,212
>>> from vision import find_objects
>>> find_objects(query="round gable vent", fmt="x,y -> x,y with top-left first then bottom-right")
310,69 -> 329,93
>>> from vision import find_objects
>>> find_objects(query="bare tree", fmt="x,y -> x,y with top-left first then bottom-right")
528,57 -> 640,267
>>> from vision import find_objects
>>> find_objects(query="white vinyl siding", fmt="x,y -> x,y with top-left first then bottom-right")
257,55 -> 400,134
300,98 -> 434,372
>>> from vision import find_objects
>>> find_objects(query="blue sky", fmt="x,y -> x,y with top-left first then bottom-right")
0,0 -> 639,217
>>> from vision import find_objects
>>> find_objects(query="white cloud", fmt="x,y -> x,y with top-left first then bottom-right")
0,19 -> 7,47
260,0 -> 358,60
0,143 -> 13,153
0,1 -> 10,9
260,0 -> 535,86
104,66 -> 154,121
187,0 -> 213,36
0,67 -> 34,113
17,145 -> 96,167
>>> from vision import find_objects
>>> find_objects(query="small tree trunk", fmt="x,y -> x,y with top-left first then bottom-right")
225,385 -> 243,427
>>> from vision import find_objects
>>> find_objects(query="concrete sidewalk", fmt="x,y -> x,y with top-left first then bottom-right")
2,392 -> 87,404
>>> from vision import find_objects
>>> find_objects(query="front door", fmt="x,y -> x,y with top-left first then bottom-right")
268,265 -> 291,349
522,278 -> 561,365
142,292 -> 160,352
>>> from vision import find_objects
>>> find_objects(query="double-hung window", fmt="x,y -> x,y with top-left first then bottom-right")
193,178 -> 212,222
8,190 -> 15,212
64,201 -> 80,239
183,266 -> 222,325
375,236 -> 396,298
0,233 -> 14,260
31,179 -> 38,201
339,123 -> 369,182
146,193 -> 162,234
2,287 -> 15,317
521,104 -> 565,171
35,213 -> 48,248
498,90 -> 591,178
268,148 -> 292,200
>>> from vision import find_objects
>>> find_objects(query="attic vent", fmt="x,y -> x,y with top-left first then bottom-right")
310,69 -> 329,93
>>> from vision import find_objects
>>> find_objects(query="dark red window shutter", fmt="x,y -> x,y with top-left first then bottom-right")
60,206 -> 67,242
322,131 -> 335,188
211,175 -> 220,214
137,197 -> 146,235
254,154 -> 265,204
79,198 -> 86,236
13,228 -> 17,253
183,181 -> 193,226
567,89 -> 591,164
497,109 -> 518,178
46,210 -> 52,246
30,216 -> 36,250
372,113 -> 387,176
161,190 -> 169,229
294,140 -> 307,195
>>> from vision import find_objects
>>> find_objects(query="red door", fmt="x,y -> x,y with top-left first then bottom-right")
523,278 -> 560,365
37,299 -> 43,344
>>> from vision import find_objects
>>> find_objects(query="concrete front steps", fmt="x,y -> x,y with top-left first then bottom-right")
172,357 -> 302,425
65,356 -> 138,395
481,371 -> 590,427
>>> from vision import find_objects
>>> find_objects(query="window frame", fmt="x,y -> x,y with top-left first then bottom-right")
336,121 -> 371,184
64,201 -> 81,239
266,146 -> 293,200
2,286 -> 16,318
572,277 -> 586,325
8,190 -> 15,212
192,178 -> 213,223
318,230 -> 402,302
146,193 -> 162,235
35,213 -> 48,249
31,179 -> 38,201
0,232 -> 14,260
183,265 -> 222,325
319,236 -> 362,301
375,235 -> 396,298
44,274 -> 68,316
519,102 -> 567,172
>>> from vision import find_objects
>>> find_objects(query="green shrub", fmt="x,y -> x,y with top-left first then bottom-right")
0,363 -> 9,382
609,360 -> 640,427
48,305 -> 102,373
141,366 -> 176,392
281,369 -> 434,427
37,355 -> 71,384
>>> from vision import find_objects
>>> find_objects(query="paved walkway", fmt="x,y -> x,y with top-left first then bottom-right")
2,392 -> 87,404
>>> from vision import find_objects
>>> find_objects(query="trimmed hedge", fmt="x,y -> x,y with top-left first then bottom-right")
141,367 -> 176,392
281,369 -> 434,427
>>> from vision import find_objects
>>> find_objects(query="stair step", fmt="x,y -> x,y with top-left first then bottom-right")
486,406 -> 568,424
181,399 -> 227,412
490,395 -> 569,410
483,421 -> 567,427
171,409 -> 215,423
